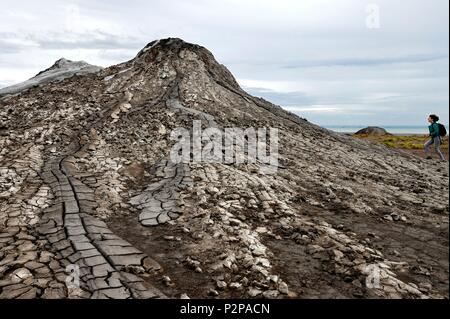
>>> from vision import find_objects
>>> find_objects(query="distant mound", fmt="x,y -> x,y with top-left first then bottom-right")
0,58 -> 101,97
355,126 -> 392,136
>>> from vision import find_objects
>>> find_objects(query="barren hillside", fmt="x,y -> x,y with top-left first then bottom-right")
0,38 -> 448,299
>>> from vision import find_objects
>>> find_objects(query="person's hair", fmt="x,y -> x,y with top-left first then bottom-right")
429,114 -> 439,122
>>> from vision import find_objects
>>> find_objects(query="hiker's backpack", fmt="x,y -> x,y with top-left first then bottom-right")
438,123 -> 447,137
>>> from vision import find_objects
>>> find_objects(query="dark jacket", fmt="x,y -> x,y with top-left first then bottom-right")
428,122 -> 440,138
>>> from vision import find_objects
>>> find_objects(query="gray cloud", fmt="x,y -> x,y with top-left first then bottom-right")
244,88 -> 315,106
280,54 -> 449,69
37,33 -> 144,51
0,31 -> 144,51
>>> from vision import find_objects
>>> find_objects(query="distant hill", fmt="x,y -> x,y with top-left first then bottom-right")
355,126 -> 392,136
0,58 -> 101,97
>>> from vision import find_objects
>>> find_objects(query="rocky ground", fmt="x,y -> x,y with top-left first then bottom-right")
0,38 -> 448,299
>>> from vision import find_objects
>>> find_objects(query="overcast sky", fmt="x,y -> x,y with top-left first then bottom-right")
0,0 -> 448,126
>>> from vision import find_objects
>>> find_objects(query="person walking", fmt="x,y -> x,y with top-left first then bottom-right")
424,114 -> 446,161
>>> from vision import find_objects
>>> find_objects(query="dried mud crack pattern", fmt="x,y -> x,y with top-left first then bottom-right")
38,155 -> 164,299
